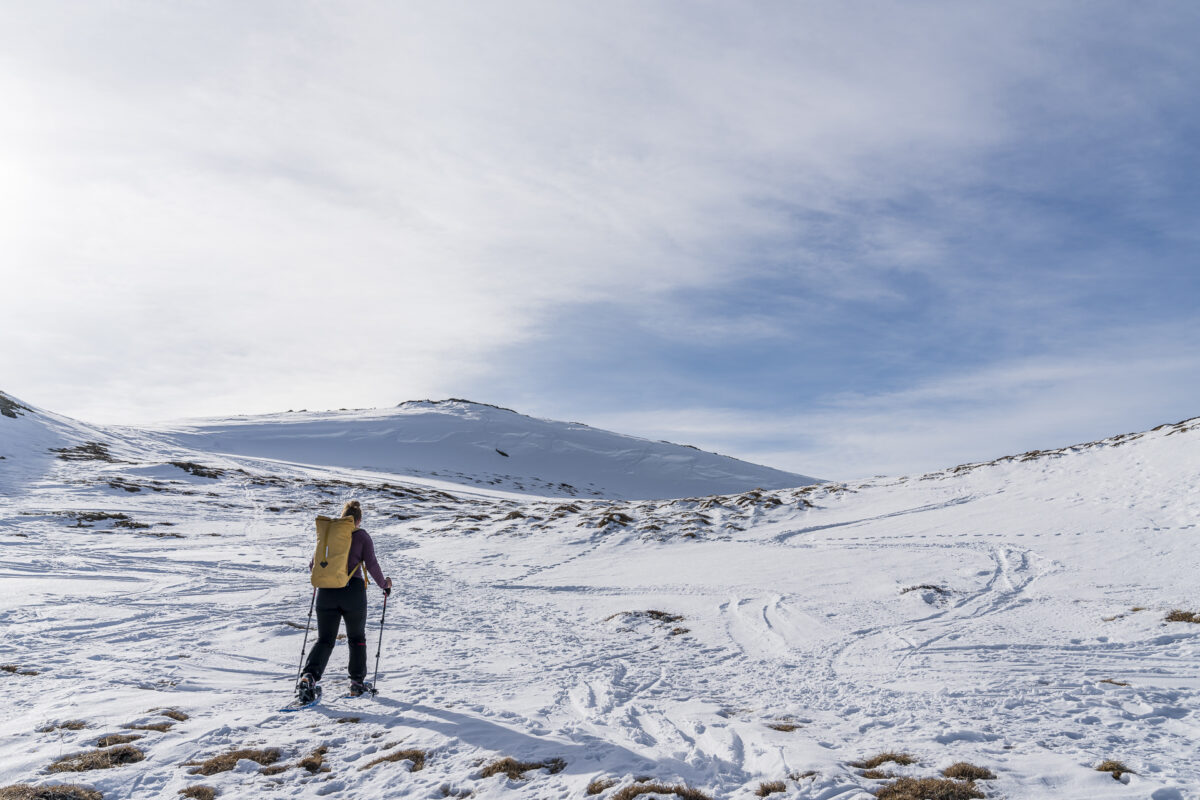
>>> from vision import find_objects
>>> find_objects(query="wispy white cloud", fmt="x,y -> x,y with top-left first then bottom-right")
586,322 -> 1200,479
0,2 -> 1195,450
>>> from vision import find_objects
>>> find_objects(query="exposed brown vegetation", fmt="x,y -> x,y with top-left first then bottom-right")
875,777 -> 984,800
186,748 -> 281,776
790,771 -> 818,780
51,443 -> 114,462
766,722 -> 800,732
610,783 -> 712,800
0,785 -> 102,800
170,462 -> 225,479
360,749 -> 427,772
1099,678 -> 1130,687
756,781 -> 786,797
861,769 -> 896,780
336,717 -> 361,724
95,734 -> 142,748
587,777 -> 618,795
2,664 -> 40,676
37,721 -> 87,733
179,788 -> 216,800
0,393 -> 33,419
900,584 -> 950,596
941,763 -> 995,781
48,745 -> 145,773
850,752 -> 916,769
298,747 -> 329,774
122,722 -> 172,732
1165,610 -> 1200,623
1096,760 -> 1134,780
479,757 -> 565,780
156,710 -> 188,722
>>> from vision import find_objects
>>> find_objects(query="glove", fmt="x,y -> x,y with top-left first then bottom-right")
383,577 -> 393,597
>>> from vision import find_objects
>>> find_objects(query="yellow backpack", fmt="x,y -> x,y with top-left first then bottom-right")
310,515 -> 367,588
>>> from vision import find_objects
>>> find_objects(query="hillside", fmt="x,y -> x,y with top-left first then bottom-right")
141,399 -> 819,500
1,394 -> 1198,799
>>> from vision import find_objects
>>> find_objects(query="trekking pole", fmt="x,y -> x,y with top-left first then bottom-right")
295,587 -> 317,684
371,592 -> 388,694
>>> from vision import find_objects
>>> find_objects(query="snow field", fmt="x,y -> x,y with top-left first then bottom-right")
1,398 -> 1198,798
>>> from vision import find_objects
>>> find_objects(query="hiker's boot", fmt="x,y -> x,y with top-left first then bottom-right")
296,673 -> 318,704
349,680 -> 373,697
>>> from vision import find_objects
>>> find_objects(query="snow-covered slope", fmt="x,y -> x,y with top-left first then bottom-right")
2,396 -> 1199,800
145,399 -> 819,500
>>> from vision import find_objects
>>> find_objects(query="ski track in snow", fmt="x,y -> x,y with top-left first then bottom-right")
1,406 -> 1199,798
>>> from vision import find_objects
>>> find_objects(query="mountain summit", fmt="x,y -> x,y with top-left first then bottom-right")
150,399 -> 820,500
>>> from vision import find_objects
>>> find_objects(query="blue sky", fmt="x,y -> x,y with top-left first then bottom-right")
2,2 -> 1198,478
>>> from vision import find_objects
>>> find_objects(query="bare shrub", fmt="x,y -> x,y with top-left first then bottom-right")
185,748 -> 280,775
876,777 -> 984,800
941,763 -> 995,781
360,749 -> 427,772
479,757 -> 565,780
756,781 -> 786,796
48,746 -> 145,773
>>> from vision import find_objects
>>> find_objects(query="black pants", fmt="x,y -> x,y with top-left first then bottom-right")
302,577 -> 368,683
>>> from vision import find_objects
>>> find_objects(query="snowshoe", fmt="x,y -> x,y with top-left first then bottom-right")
348,680 -> 375,698
296,673 -> 319,704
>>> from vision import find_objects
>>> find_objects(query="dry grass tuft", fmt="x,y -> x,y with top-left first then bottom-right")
336,717 -> 361,724
587,777 -> 618,795
479,757 -> 566,780
941,763 -> 995,781
38,721 -> 87,733
861,769 -> 896,780
186,748 -> 281,776
178,788 -> 216,800
789,770 -> 818,780
298,747 -> 329,774
1098,678 -> 1130,687
1165,610 -> 1200,623
360,749 -> 427,772
1095,760 -> 1134,780
95,734 -> 142,748
850,752 -> 917,769
122,723 -> 172,733
766,722 -> 800,732
48,746 -> 145,773
875,777 -> 984,800
258,765 -> 289,776
0,785 -> 103,800
756,781 -> 786,797
159,710 -> 189,722
1,665 -> 40,676
610,782 -> 712,800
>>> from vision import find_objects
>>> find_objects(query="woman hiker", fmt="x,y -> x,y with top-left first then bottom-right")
296,500 -> 392,701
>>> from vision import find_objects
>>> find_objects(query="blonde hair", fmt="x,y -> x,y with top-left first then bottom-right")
341,500 -> 362,524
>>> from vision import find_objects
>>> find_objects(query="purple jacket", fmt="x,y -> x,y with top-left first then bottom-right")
346,528 -> 388,589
